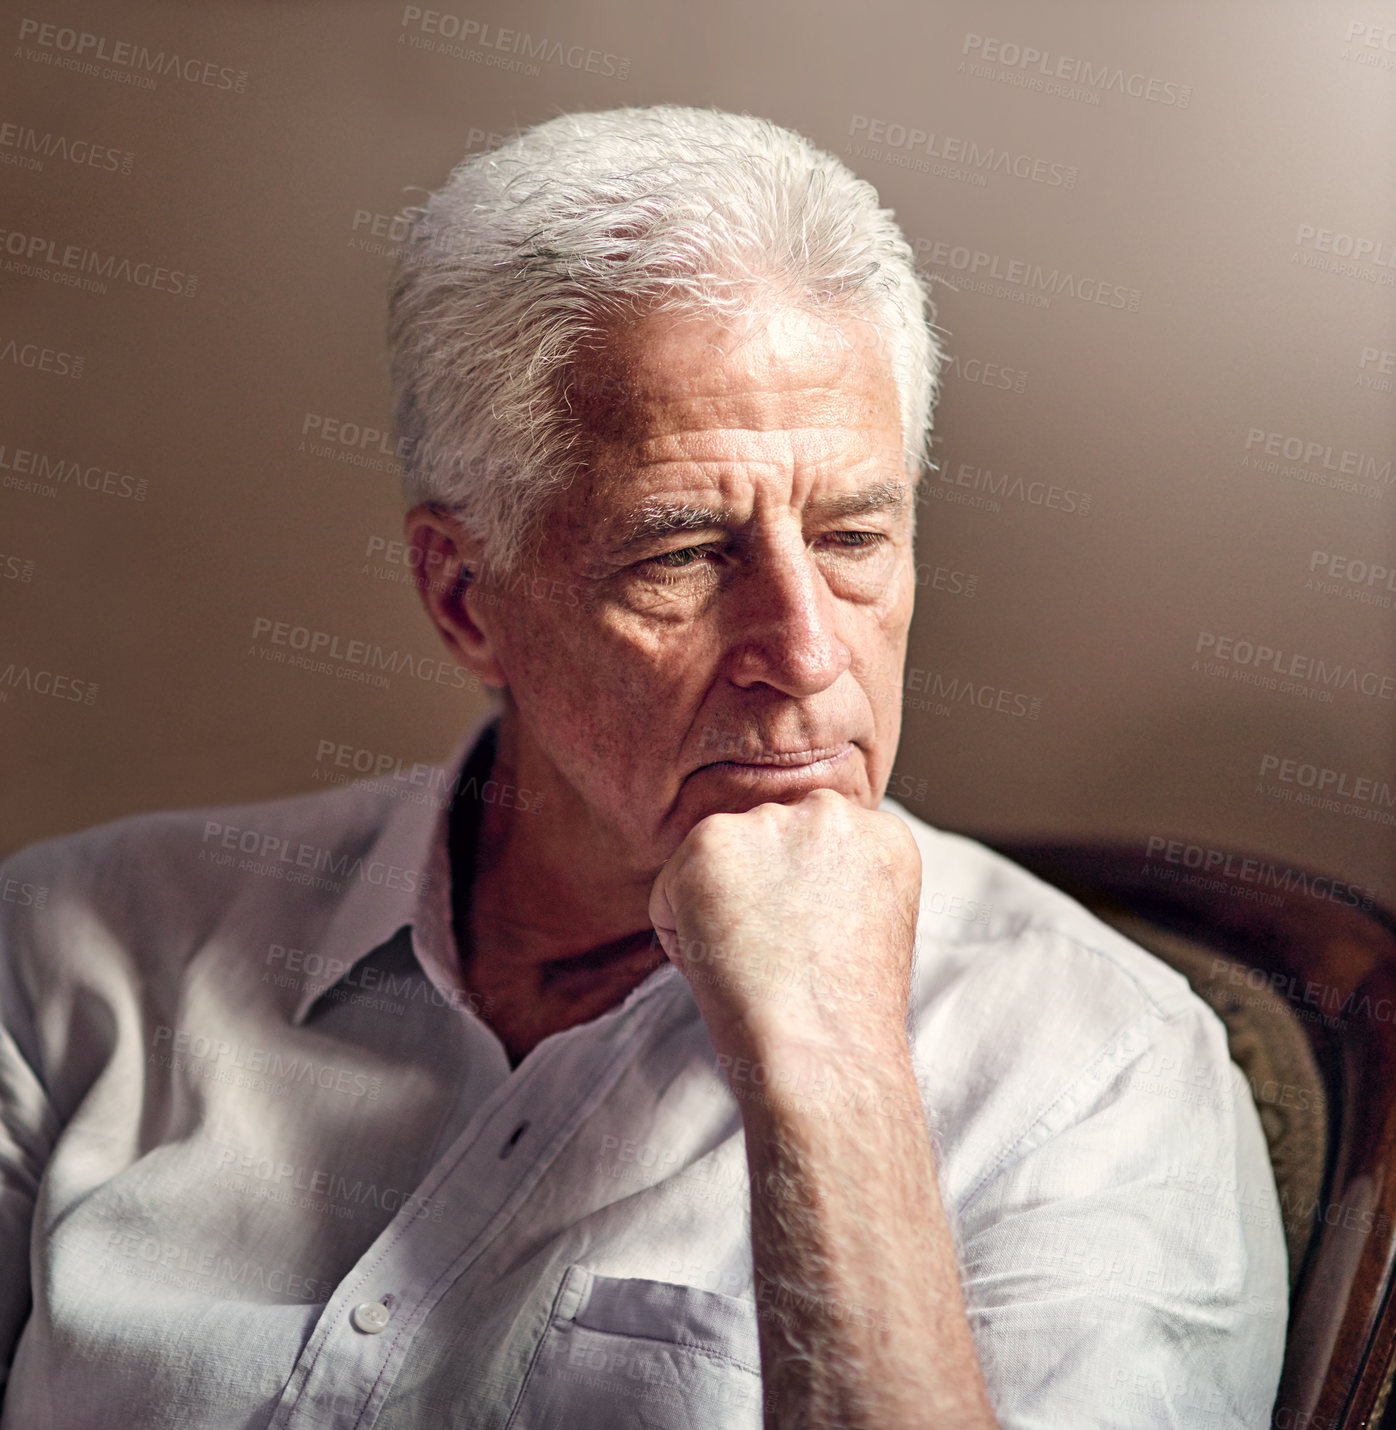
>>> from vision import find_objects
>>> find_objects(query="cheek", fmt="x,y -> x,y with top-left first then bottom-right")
498,598 -> 690,728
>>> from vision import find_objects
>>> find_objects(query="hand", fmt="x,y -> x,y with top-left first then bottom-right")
647,788 -> 922,1058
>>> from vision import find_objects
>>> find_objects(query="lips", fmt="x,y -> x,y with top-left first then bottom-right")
698,741 -> 855,771
715,744 -> 849,767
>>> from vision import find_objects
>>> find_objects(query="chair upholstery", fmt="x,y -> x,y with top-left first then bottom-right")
981,836 -> 1396,1430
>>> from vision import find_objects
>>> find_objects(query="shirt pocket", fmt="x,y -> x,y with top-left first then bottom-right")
505,1264 -> 765,1430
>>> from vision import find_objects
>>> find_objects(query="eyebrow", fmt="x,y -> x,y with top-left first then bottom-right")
611,479 -> 910,553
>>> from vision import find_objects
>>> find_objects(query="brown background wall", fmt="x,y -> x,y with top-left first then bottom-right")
3,0 -> 1394,907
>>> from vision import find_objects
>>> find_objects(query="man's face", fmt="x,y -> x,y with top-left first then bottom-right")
472,303 -> 916,873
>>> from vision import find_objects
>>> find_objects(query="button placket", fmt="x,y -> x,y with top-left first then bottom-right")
270,979 -> 679,1430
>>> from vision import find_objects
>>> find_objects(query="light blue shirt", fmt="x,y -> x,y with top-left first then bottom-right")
0,704 -> 1288,1427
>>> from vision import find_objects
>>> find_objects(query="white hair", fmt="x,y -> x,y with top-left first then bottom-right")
387,104 -> 942,575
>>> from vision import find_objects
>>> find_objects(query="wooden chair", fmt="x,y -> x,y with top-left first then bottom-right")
978,834 -> 1396,1429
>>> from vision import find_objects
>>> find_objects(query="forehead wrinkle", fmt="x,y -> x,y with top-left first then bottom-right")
623,419 -> 887,475
620,381 -> 888,441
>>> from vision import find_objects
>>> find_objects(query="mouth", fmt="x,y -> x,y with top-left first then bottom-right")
697,742 -> 856,778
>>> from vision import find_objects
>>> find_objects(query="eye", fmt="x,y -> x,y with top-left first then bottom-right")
635,530 -> 889,583
647,544 -> 717,570
823,531 -> 887,552
635,543 -> 729,582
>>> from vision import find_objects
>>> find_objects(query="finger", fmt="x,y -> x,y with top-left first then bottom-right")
647,860 -> 681,963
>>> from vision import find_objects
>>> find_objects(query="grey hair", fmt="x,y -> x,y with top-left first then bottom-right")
387,105 -> 942,575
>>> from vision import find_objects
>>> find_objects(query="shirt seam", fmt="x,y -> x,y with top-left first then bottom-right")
345,985 -> 682,1430
502,1263 -> 579,1430
569,1324 -> 761,1375
959,999 -> 1171,1208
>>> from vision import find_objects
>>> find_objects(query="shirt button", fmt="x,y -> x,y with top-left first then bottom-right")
351,1301 -> 392,1334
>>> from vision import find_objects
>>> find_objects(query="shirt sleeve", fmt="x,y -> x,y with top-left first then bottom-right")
955,999 -> 1289,1429
0,863 -> 58,1391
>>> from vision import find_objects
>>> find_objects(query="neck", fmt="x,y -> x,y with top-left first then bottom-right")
447,707 -> 668,1051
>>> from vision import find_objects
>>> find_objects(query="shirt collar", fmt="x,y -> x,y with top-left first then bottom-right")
291,699 -> 504,1024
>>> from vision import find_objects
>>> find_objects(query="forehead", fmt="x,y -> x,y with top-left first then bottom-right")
577,304 -> 897,429
558,305 -> 905,525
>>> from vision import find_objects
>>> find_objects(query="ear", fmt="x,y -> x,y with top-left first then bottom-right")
404,504 -> 509,689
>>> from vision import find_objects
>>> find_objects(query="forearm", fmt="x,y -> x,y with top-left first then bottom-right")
733,1030 -> 997,1430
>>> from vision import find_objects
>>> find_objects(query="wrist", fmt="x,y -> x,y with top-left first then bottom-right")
713,1016 -> 923,1130
718,1000 -> 911,1067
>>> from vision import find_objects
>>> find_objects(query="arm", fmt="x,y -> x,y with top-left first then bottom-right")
948,991 -> 1289,1428
0,869 -> 57,1391
650,788 -> 996,1429
735,1025 -> 995,1428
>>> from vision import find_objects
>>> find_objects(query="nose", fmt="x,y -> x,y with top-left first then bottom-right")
723,531 -> 851,697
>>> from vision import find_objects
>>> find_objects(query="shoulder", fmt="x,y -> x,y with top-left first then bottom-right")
3,777 -> 397,896
0,780 -> 400,989
882,797 -> 1196,1019
880,800 -> 1235,1194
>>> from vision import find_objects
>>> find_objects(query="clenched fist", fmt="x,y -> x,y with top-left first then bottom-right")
648,788 -> 923,1059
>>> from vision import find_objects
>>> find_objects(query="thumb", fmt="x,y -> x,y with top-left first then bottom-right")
647,860 -> 681,965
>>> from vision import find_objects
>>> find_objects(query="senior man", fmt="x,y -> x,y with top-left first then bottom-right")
0,107 -> 1286,1428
